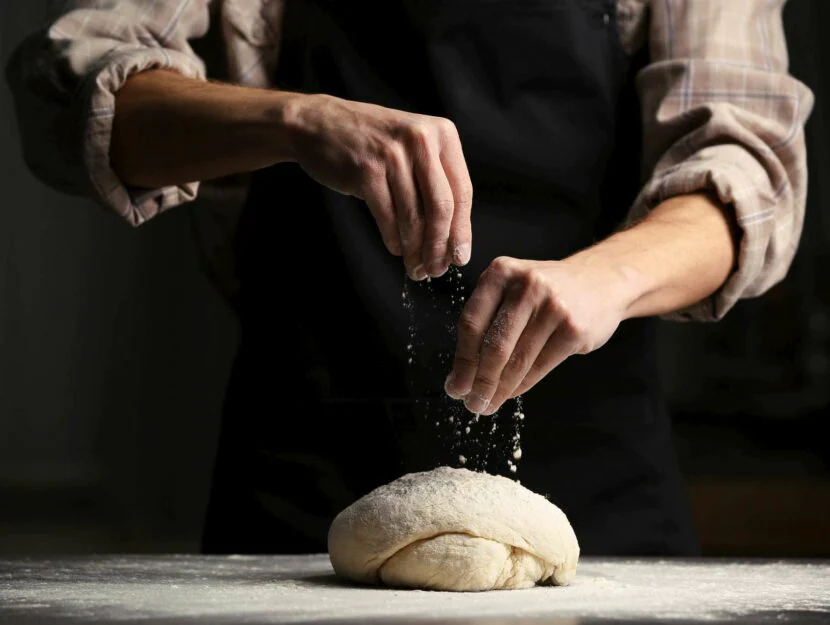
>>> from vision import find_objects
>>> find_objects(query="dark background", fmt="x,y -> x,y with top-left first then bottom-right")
1,1 -> 828,557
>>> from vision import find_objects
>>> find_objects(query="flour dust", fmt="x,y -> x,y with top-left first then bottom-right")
402,266 -> 524,479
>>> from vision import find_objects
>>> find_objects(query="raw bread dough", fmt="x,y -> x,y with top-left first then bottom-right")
327,466 -> 579,592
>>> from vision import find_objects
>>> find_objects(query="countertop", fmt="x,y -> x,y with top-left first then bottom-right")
1,555 -> 829,624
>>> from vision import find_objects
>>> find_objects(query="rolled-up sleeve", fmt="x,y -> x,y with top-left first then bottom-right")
6,1 -> 212,226
627,0 -> 814,321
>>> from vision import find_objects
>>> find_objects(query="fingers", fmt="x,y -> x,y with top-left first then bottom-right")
465,288 -> 534,415
302,100 -> 471,274
405,118 -> 472,278
414,128 -> 455,278
510,329 -> 578,398
439,122 -> 473,268
387,147 -> 426,281
445,264 -> 505,403
484,308 -> 560,414
363,173 -> 402,256
446,258 -> 584,414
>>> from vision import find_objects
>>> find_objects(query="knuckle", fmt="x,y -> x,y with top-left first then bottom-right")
562,314 -> 588,341
541,291 -> 564,318
453,353 -> 479,370
427,197 -> 455,220
526,269 -> 548,294
479,264 -> 505,288
512,269 -> 545,298
358,157 -> 384,185
381,143 -> 406,168
457,311 -> 483,337
483,341 -> 511,362
490,255 -> 515,276
555,298 -> 587,341
436,117 -> 459,143
524,362 -> 543,382
406,122 -> 433,151
455,183 -> 474,207
437,117 -> 457,137
505,350 -> 531,376
482,323 -> 504,346
473,373 -> 500,391
424,238 -> 450,256
399,210 -> 422,234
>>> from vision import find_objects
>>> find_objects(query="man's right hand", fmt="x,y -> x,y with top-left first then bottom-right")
112,72 -> 472,278
284,94 -> 473,279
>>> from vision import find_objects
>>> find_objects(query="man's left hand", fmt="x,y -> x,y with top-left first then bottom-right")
443,255 -> 636,415
443,193 -> 739,416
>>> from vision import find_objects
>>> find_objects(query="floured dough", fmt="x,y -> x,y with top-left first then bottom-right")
327,466 -> 579,591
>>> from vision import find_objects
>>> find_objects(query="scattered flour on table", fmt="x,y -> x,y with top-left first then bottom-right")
2,555 -> 829,622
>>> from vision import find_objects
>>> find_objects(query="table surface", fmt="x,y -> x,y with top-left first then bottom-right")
1,555 -> 829,624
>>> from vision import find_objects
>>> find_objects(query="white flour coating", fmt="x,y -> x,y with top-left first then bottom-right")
2,556 -> 829,623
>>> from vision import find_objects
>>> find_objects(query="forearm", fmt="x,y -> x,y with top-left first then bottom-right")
111,70 -> 300,188
568,193 -> 738,319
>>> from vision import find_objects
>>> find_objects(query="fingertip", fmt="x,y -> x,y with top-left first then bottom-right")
452,242 -> 471,266
480,401 -> 500,416
445,373 -> 473,400
410,264 -> 428,281
463,393 -> 490,415
427,261 -> 449,278
444,373 -> 463,399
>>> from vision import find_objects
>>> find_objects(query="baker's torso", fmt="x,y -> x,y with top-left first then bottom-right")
202,0 -> 698,556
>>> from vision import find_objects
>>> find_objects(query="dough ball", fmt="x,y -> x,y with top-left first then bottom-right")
327,466 -> 579,591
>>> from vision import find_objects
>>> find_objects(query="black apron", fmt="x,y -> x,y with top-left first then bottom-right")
201,0 -> 699,556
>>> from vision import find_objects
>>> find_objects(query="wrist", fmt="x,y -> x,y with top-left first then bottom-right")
563,238 -> 655,320
257,90 -> 312,163
271,91 -> 328,163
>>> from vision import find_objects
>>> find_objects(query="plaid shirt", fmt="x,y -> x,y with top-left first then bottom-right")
7,0 -> 814,320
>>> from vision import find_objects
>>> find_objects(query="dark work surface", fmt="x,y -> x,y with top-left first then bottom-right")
1,555 -> 829,624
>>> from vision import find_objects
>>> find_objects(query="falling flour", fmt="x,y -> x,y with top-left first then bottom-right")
402,265 -> 525,479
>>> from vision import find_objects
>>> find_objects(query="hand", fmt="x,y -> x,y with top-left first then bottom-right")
444,256 -> 638,415
285,94 -> 473,279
